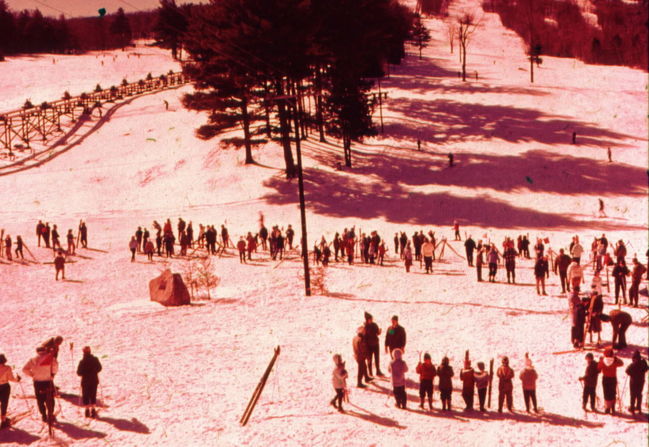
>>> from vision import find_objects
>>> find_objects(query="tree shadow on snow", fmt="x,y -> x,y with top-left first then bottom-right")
0,427 -> 40,444
97,416 -> 150,434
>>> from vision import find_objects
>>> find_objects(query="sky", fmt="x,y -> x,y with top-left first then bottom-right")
6,0 -> 205,17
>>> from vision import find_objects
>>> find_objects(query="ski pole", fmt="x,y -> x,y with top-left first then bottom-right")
17,375 -> 34,415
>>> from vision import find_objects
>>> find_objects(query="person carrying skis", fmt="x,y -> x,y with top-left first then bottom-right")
460,359 -> 476,411
497,356 -> 515,413
22,347 -> 58,423
385,315 -> 406,355
597,348 -> 623,415
329,354 -> 348,413
0,354 -> 21,429
474,362 -> 490,412
579,353 -> 599,412
363,312 -> 383,377
437,356 -> 454,411
388,349 -> 408,409
625,350 -> 649,415
519,357 -> 538,412
77,346 -> 102,418
416,353 -> 436,410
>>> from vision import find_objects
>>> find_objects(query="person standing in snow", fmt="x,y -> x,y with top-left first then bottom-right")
422,237 -> 435,274
625,350 -> 648,415
385,316 -> 406,355
286,225 -> 295,250
570,236 -> 584,264
353,327 -> 372,389
464,236 -> 476,267
403,242 -> 413,272
497,356 -> 514,413
22,347 -> 58,423
363,312 -> 383,377
54,250 -> 66,280
51,224 -> 61,252
236,237 -> 246,263
66,229 -> 75,255
437,356 -> 454,411
519,357 -> 538,413
144,239 -> 155,261
474,362 -> 490,412
487,244 -> 500,282
77,346 -> 102,418
0,354 -> 21,429
597,348 -> 623,415
628,258 -> 646,307
460,359 -> 476,411
135,227 -> 143,253
453,221 -> 460,241
585,291 -> 604,346
36,220 -> 44,247
14,235 -> 24,260
534,255 -> 549,295
416,353 -> 435,410
475,246 -> 484,282
567,259 -> 584,293
330,354 -> 348,413
612,259 -> 630,305
389,349 -> 408,409
503,244 -> 517,284
554,249 -> 572,293
129,236 -> 137,262
79,221 -> 88,248
579,353 -> 599,412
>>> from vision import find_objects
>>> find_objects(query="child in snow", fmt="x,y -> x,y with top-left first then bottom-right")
597,348 -> 623,415
625,350 -> 648,415
497,356 -> 514,413
437,356 -> 454,411
416,353 -> 435,410
579,353 -> 599,412
474,362 -> 490,412
0,354 -> 21,429
330,354 -> 348,413
519,357 -> 538,412
389,349 -> 408,409
460,359 -> 476,411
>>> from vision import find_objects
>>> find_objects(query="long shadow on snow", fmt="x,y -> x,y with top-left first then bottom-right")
344,403 -> 406,429
98,416 -> 150,434
0,427 -> 40,444
54,421 -> 107,440
263,169 -> 643,231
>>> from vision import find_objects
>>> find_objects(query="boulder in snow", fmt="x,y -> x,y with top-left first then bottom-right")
149,269 -> 190,306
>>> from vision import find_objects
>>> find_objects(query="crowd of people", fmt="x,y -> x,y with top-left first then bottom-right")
0,336 -> 102,431
329,312 -> 648,417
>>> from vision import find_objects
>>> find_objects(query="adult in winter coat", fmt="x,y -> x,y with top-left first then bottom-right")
519,358 -> 538,413
237,237 -> 246,263
474,362 -> 490,412
14,236 -> 24,260
555,249 -> 572,293
330,354 -> 348,413
503,246 -> 517,284
416,353 -> 436,410
570,236 -> 584,263
625,350 -> 649,414
459,359 -> 476,411
567,260 -> 584,292
23,347 -> 58,422
475,247 -> 484,282
611,260 -> 630,305
54,251 -> 66,280
36,220 -> 44,247
437,357 -> 454,411
585,292 -> 604,346
389,349 -> 408,409
77,346 -> 102,418
601,309 -> 632,349
597,348 -> 623,415
41,336 -> 63,359
422,238 -> 435,274
129,236 -> 137,262
579,353 -> 599,412
79,221 -> 88,248
486,245 -> 500,282
569,293 -> 586,348
353,327 -> 372,388
628,258 -> 646,307
363,312 -> 383,377
385,316 -> 406,355
464,236 -> 476,267
614,240 -> 627,263
497,356 -> 515,413
403,242 -> 413,272
534,256 -> 549,295
0,354 -> 21,429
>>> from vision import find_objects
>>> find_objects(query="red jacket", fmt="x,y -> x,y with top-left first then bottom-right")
598,357 -> 623,378
416,362 -> 436,380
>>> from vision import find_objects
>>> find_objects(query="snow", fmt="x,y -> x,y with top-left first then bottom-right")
0,1 -> 647,446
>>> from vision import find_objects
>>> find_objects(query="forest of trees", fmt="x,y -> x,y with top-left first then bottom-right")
167,0 -> 414,176
0,1 -> 157,58
484,0 -> 648,70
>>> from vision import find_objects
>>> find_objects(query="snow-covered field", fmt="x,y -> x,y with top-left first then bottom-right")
0,1 -> 647,446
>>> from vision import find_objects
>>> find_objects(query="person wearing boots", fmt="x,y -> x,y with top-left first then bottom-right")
625,350 -> 649,415
77,346 -> 102,418
353,327 -> 372,388
497,356 -> 515,413
416,353 -> 436,410
329,354 -> 348,413
22,347 -> 58,423
363,312 -> 383,377
597,348 -> 623,415
0,354 -> 21,429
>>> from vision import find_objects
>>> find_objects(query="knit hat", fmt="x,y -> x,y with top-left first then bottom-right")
423,353 -> 431,361
391,315 -> 398,321
364,312 -> 372,321
604,348 -> 614,358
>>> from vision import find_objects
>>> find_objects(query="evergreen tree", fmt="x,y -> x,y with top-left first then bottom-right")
410,14 -> 431,59
155,0 -> 188,60
110,7 -> 132,49
0,1 -> 15,58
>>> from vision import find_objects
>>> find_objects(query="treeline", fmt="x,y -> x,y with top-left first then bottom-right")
417,0 -> 451,16
159,0 -> 415,176
484,0 -> 648,70
0,1 -> 158,58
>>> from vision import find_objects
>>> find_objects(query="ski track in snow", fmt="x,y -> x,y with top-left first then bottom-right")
0,3 -> 647,446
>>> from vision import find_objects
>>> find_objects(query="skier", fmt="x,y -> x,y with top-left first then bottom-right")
329,354 -> 348,413
4,235 -> 11,261
597,348 -> 623,415
51,224 -> 61,252
0,354 -> 21,429
389,349 -> 408,409
497,356 -> 514,413
464,236 -> 476,267
579,353 -> 599,412
628,258 -> 646,307
22,347 -> 58,423
352,327 -> 372,388
385,315 -> 406,355
570,236 -> 584,264
36,220 -> 44,247
611,259 -> 630,305
503,244 -> 517,284
333,233 -> 341,262
129,236 -> 137,262
519,357 -> 538,413
43,222 -> 51,248
14,235 -> 24,259
54,250 -> 66,280
393,233 -> 399,255
41,336 -> 63,360
460,359 -> 476,411
77,346 -> 102,418
598,199 -> 606,217
363,312 -> 383,377
534,255 -> 549,295
286,225 -> 295,250
259,224 -> 268,251
437,356 -> 454,411
475,246 -> 484,282
66,229 -> 75,255
79,221 -> 88,248
585,292 -> 604,346
453,220 -> 460,240
144,239 -> 155,261
487,244 -> 500,282
474,362 -> 490,412
448,153 -> 454,168
236,237 -> 246,263
625,350 -> 648,415
614,240 -> 626,263
416,353 -> 435,410
221,225 -> 229,248
570,292 -> 586,348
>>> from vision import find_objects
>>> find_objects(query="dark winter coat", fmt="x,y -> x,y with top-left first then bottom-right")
464,238 -> 476,254
364,322 -> 381,347
416,362 -> 436,381
497,366 -> 514,392
612,265 -> 629,282
626,359 -> 649,388
385,325 -> 406,351
353,334 -> 368,361
77,353 -> 102,386
582,360 -> 599,388
460,368 -> 475,392
555,254 -> 571,274
437,364 -> 454,391
534,258 -> 549,278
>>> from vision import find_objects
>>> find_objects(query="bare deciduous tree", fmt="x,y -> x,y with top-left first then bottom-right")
457,13 -> 478,82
